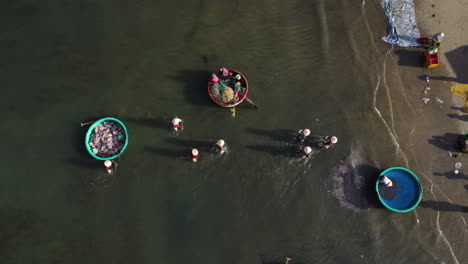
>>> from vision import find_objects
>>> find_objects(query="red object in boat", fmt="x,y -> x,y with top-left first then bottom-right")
417,37 -> 429,44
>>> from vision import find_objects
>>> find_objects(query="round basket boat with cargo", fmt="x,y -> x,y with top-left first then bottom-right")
85,117 -> 129,160
208,69 -> 249,107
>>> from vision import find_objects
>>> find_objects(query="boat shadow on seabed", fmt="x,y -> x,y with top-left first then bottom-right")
166,69 -> 216,107
332,163 -> 384,210
67,116 -> 104,170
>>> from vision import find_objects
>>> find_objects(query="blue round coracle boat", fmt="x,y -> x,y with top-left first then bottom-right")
376,167 -> 422,213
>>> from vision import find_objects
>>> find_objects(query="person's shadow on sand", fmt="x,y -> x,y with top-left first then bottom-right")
428,133 -> 460,151
445,45 -> 468,83
434,171 -> 468,180
418,75 -> 459,83
447,113 -> 468,122
417,45 -> 468,83
419,200 -> 468,213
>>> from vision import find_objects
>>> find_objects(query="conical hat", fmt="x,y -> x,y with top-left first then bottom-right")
172,118 -> 182,125
304,146 -> 312,154
217,139 -> 225,146
192,149 -> 199,155
104,160 -> 112,167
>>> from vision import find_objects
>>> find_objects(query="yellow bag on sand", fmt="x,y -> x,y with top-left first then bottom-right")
221,87 -> 234,103
451,84 -> 468,112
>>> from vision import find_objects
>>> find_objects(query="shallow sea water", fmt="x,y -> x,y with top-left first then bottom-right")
0,0 -> 467,263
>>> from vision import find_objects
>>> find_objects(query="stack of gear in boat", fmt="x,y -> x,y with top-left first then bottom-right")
89,121 -> 126,157
210,67 -> 246,104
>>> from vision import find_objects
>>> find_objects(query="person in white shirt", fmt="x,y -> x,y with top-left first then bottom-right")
380,176 -> 393,187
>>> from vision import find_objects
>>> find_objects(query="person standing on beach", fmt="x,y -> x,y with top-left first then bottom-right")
295,128 -> 311,143
172,117 -> 184,132
422,32 -> 444,51
432,32 -> 444,43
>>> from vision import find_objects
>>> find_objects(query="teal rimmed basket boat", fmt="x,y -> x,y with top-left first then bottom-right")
376,167 -> 422,213
85,117 -> 129,160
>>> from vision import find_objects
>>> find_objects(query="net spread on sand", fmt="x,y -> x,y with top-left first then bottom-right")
89,121 -> 126,158
380,0 -> 420,47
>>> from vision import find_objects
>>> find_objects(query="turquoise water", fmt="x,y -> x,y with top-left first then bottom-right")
1,1 -> 467,264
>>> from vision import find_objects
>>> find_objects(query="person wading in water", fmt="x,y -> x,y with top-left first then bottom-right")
191,148 -> 199,163
172,117 -> 184,132
104,160 -> 113,174
215,139 -> 227,155
295,128 -> 311,143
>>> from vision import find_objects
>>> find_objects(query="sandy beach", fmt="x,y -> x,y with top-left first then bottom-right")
415,0 -> 468,98
411,0 -> 468,200
406,1 -> 468,262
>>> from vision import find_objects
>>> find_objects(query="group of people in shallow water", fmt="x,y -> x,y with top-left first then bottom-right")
170,116 -> 227,163
102,116 -> 227,173
172,118 -> 339,163
294,128 -> 338,159
102,121 -> 340,172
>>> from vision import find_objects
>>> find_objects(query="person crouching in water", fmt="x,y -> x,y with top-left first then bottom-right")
172,117 -> 184,132
215,139 -> 227,155
299,146 -> 313,159
191,148 -> 199,163
104,160 -> 113,174
323,136 -> 338,149
295,128 -> 310,143
379,176 -> 393,187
